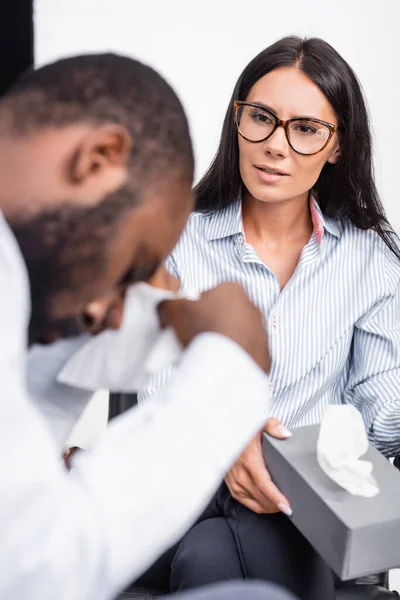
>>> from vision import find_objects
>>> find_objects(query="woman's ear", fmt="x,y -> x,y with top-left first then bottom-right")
327,140 -> 341,165
68,124 -> 133,185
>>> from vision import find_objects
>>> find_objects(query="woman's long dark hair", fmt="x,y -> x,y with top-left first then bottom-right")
195,36 -> 400,259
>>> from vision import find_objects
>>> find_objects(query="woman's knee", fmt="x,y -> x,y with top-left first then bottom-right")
210,581 -> 297,600
171,581 -> 297,600
170,518 -> 242,591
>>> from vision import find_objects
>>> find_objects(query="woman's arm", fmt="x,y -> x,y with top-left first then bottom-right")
344,246 -> 400,457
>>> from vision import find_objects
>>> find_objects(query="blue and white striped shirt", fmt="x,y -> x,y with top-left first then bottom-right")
141,198 -> 400,457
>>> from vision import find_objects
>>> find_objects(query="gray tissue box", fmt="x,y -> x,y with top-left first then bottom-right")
262,424 -> 400,581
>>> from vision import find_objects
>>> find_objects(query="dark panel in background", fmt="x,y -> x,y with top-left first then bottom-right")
0,0 -> 34,96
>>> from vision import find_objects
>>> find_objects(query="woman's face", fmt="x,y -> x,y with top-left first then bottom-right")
238,66 -> 340,205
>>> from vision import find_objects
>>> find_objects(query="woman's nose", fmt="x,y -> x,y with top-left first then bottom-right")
262,125 -> 289,159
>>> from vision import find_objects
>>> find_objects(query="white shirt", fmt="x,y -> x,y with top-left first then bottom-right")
0,212 -> 270,600
27,336 -> 95,449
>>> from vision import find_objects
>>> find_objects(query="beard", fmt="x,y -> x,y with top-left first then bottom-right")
8,185 -> 137,345
27,315 -> 84,346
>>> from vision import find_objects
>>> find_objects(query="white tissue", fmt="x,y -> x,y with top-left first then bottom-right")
317,405 -> 379,498
58,283 -> 198,392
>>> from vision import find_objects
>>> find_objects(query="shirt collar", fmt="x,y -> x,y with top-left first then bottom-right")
205,201 -> 243,241
205,195 -> 342,244
309,196 -> 342,243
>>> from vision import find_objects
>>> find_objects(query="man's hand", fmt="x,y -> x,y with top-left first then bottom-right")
81,264 -> 180,335
62,446 -> 82,470
158,282 -> 270,373
225,417 -> 293,515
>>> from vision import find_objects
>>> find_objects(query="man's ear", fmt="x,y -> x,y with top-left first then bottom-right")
327,139 -> 341,165
68,124 -> 133,184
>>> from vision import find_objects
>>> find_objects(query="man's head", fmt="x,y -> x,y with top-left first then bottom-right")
0,54 -> 194,344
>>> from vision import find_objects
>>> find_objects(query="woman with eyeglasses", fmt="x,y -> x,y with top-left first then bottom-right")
136,36 -> 400,600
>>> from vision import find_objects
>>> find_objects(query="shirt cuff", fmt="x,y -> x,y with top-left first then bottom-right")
372,400 -> 400,457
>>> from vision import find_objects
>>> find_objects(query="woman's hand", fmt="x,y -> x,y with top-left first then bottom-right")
225,418 -> 293,515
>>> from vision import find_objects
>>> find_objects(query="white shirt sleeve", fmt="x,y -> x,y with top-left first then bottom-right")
27,337 -> 95,450
0,213 -> 270,600
1,334 -> 269,600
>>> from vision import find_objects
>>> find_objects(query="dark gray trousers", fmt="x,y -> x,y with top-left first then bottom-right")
160,581 -> 297,600
134,484 -> 335,600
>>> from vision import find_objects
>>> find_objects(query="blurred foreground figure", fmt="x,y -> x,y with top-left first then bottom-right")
0,53 -> 293,600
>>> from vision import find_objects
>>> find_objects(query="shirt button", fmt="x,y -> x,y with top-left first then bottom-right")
238,234 -> 244,244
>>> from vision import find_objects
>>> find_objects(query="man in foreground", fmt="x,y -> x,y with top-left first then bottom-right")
0,54 -> 295,600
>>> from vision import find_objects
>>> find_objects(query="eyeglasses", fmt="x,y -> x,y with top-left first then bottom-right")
233,101 -> 339,156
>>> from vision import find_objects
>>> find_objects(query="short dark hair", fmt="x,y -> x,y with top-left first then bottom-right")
1,53 -> 194,187
1,54 -> 195,344
195,36 -> 399,259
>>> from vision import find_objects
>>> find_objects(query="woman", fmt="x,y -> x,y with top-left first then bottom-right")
138,36 -> 400,600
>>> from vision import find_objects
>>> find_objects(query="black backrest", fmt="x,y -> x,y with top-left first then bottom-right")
0,0 -> 33,96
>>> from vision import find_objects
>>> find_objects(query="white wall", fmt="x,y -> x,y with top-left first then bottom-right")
35,0 -> 400,231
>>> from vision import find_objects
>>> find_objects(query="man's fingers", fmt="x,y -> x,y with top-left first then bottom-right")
264,417 -> 292,439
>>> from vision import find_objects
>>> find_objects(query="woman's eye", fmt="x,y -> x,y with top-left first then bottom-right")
294,124 -> 318,135
251,111 -> 272,124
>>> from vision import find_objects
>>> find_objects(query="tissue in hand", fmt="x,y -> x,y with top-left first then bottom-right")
58,283 -> 198,392
317,405 -> 379,498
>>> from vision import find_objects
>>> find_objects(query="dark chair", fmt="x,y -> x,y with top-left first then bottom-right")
109,392 -> 400,600
337,588 -> 399,599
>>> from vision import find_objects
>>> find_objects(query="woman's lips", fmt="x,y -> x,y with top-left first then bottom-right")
254,165 -> 290,183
